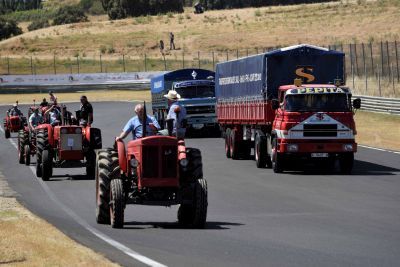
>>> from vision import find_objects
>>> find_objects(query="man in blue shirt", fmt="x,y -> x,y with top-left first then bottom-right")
160,90 -> 187,138
116,104 -> 161,141
28,108 -> 43,130
44,105 -> 61,126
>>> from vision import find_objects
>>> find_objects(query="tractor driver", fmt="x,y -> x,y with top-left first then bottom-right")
44,105 -> 61,126
28,108 -> 43,130
79,95 -> 93,126
116,104 -> 161,141
7,103 -> 23,117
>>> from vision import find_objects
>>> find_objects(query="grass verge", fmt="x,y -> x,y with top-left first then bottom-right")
0,89 -> 150,105
0,173 -> 118,266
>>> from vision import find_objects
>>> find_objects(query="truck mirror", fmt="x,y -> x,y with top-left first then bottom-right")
353,98 -> 361,109
271,99 -> 280,110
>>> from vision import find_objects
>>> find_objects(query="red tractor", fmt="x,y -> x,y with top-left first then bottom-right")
35,105 -> 102,181
95,105 -> 208,228
3,111 -> 25,139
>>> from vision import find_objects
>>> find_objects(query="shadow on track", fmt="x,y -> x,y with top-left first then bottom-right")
123,221 -> 244,230
45,174 -> 93,181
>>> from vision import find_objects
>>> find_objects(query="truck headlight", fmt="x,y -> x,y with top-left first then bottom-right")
130,158 -> 139,168
75,128 -> 82,134
287,144 -> 298,152
179,158 -> 189,167
343,144 -> 353,151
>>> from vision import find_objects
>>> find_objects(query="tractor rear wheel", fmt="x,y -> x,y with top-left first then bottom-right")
36,130 -> 49,178
41,150 -> 53,181
96,149 -> 119,225
24,145 -> 31,166
184,148 -> 203,180
5,129 -> 10,139
225,128 -> 231,158
18,130 -> 26,164
110,179 -> 124,228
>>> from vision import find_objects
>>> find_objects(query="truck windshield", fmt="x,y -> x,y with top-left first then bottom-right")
285,93 -> 350,112
175,86 -> 215,98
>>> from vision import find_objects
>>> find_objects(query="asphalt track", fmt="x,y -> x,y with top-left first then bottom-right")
1,102 -> 400,267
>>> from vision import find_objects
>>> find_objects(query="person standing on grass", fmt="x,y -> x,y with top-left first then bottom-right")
169,32 -> 175,50
160,40 -> 165,55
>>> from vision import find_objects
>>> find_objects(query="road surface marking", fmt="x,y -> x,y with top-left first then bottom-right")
0,126 -> 168,267
359,145 -> 400,155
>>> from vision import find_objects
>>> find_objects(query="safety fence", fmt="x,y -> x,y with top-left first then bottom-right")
354,95 -> 400,115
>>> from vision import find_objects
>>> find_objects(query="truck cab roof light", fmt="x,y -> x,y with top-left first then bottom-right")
294,78 -> 302,87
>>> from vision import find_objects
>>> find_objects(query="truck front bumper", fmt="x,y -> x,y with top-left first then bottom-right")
279,141 -> 357,154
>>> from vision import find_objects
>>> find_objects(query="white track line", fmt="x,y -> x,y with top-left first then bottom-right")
358,145 -> 400,155
0,126 -> 167,267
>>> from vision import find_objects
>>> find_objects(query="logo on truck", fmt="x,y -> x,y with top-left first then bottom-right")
295,66 -> 315,83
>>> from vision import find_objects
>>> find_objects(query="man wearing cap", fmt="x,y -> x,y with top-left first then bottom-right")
116,104 -> 161,141
7,103 -> 23,117
49,91 -> 57,105
79,95 -> 93,126
161,90 -> 187,138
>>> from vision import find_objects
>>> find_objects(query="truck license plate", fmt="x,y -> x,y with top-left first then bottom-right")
192,123 -> 204,129
67,138 -> 74,147
311,153 -> 328,158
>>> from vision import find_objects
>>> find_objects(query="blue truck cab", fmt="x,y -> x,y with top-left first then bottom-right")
151,68 -> 218,133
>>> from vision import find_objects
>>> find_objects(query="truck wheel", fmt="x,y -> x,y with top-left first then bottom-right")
96,149 -> 119,224
110,179 -> 124,229
230,129 -> 239,159
41,150 -> 53,181
24,145 -> 31,166
18,130 -> 26,164
240,141 -> 252,159
225,128 -> 231,158
255,133 -> 267,168
36,130 -> 49,178
5,129 -> 10,139
339,153 -> 354,174
271,137 -> 284,173
86,150 -> 96,179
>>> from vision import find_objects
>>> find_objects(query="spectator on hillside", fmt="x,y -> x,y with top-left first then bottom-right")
169,32 -> 175,50
159,40 -> 165,55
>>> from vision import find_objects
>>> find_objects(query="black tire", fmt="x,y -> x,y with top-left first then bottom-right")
230,129 -> 239,159
24,145 -> 31,166
239,141 -> 252,159
339,153 -> 354,174
110,179 -> 124,229
271,137 -> 284,173
225,128 -> 231,158
184,148 -> 203,180
36,130 -> 49,178
178,178 -> 208,228
255,133 -> 267,168
41,150 -> 53,181
86,149 -> 96,179
96,149 -> 119,225
18,130 -> 26,164
5,129 -> 10,139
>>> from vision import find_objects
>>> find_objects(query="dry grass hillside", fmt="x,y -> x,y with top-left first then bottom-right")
0,0 -> 399,59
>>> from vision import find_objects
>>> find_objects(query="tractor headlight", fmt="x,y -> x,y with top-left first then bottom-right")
130,158 -> 139,168
287,144 -> 298,152
343,144 -> 353,151
179,158 -> 189,167
61,128 -> 68,134
75,128 -> 82,134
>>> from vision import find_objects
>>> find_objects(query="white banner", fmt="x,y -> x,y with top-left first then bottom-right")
0,72 -> 166,87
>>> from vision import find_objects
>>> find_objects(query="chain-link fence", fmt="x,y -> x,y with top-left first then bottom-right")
1,41 -> 399,96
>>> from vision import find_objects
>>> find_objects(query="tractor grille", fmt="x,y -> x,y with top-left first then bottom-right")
186,105 -> 215,115
142,145 -> 177,178
303,124 -> 337,137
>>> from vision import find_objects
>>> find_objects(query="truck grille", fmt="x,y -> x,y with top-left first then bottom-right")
142,145 -> 177,178
186,105 -> 215,115
303,124 -> 337,137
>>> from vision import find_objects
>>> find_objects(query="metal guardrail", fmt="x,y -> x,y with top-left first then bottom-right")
354,95 -> 400,115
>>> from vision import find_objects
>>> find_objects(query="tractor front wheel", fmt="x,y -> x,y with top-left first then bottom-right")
41,150 -> 53,181
110,179 -> 124,228
24,145 -> 31,166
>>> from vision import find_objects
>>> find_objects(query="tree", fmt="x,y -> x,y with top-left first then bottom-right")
0,17 -> 22,40
52,5 -> 88,26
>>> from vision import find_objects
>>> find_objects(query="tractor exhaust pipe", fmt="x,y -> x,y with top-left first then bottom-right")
142,101 -> 147,138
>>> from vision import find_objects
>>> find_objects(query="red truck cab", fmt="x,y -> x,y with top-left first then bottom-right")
270,82 -> 360,173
